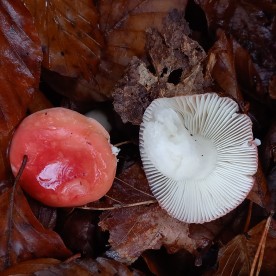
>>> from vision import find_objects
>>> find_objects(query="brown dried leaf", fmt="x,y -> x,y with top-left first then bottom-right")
189,205 -> 246,247
42,0 -> 188,101
195,0 -> 276,90
113,10 -> 210,125
2,257 -> 143,275
206,30 -> 253,111
1,258 -> 60,276
0,0 -> 42,182
59,209 -> 105,258
216,219 -> 276,275
247,163 -> 270,209
85,163 -> 155,210
23,0 -> 104,80
0,184 -> 71,271
99,204 -> 206,264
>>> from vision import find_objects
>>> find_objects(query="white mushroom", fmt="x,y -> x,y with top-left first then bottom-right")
139,93 -> 258,223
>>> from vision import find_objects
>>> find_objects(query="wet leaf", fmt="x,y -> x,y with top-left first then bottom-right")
216,219 -> 276,275
1,258 -> 60,276
247,163 -> 270,209
0,0 -> 42,182
189,206 -> 246,246
113,10 -> 210,125
0,183 -> 71,271
99,204 -> 206,264
195,0 -> 276,91
59,209 -> 106,257
42,0 -> 188,101
206,30 -> 259,112
2,257 -> 143,275
23,0 -> 103,80
85,163 -> 155,210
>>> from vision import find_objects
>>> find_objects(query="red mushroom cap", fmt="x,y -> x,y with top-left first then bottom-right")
9,107 -> 118,207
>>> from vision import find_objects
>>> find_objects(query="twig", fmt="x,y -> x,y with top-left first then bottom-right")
113,140 -> 133,147
115,176 -> 155,198
79,199 -> 156,211
250,212 -> 273,276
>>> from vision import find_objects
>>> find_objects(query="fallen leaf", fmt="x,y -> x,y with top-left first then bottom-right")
195,0 -> 276,91
247,163 -> 270,210
99,204 -> 206,264
0,182 -> 71,271
189,205 -> 247,246
113,10 -> 210,125
0,0 -> 42,182
23,0 -> 103,80
142,249 -> 195,276
206,30 -> 254,111
41,0 -> 188,101
1,258 -> 60,276
216,219 -> 276,275
59,209 -> 106,257
2,257 -> 143,275
85,163 -> 155,210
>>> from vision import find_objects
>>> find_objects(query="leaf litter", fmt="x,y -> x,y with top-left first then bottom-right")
0,0 -> 276,274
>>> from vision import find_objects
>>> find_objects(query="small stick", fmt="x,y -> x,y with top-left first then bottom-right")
249,212 -> 273,276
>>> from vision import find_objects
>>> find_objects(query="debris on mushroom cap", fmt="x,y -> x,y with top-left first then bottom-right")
139,93 -> 258,224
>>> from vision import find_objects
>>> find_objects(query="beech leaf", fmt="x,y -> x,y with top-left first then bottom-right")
216,219 -> 276,275
85,163 -> 156,210
23,0 -> 104,80
41,0 -> 188,102
0,0 -> 42,182
195,0 -> 276,89
2,257 -> 143,275
113,10 -> 210,125
0,181 -> 71,271
99,204 -> 206,264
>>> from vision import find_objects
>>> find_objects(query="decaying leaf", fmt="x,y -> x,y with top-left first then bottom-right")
0,0 -> 42,183
195,0 -> 276,91
247,163 -> 270,210
0,182 -> 71,271
113,10 -> 211,125
59,209 -> 105,258
205,29 -> 262,112
23,0 -> 103,80
41,0 -> 188,102
2,257 -> 143,275
189,205 -> 246,246
85,163 -> 155,210
99,204 -> 206,264
1,258 -> 60,276
216,219 -> 276,275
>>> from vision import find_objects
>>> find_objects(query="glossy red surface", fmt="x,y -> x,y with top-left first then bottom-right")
9,108 -> 117,207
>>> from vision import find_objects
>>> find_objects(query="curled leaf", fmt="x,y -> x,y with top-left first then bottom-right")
0,181 -> 71,271
195,0 -> 276,89
0,0 -> 42,182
